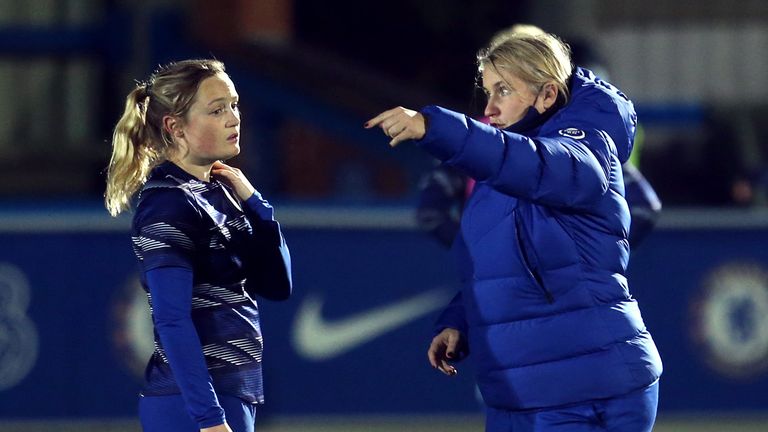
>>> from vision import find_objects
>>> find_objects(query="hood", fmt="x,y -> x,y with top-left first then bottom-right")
550,67 -> 637,164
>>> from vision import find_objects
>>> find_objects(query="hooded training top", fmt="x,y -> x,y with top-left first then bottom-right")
421,67 -> 662,411
131,161 -> 291,426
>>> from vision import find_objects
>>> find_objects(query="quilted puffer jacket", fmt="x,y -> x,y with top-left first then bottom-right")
422,68 -> 662,410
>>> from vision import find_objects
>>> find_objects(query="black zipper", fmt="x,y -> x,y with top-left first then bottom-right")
513,212 -> 555,304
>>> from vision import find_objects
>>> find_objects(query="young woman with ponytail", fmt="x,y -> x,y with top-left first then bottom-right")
105,59 -> 292,432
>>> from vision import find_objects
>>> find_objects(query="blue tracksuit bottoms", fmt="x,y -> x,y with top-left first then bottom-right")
485,381 -> 659,432
139,394 -> 257,432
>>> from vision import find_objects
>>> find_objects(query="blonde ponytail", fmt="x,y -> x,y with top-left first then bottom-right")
105,85 -> 159,216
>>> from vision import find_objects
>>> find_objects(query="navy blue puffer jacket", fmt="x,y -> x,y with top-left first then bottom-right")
420,68 -> 662,411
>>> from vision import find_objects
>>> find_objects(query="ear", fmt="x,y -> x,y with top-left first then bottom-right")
162,115 -> 184,139
540,82 -> 559,110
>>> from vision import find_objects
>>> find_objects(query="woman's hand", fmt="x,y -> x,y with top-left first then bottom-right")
365,106 -> 426,147
211,161 -> 256,201
427,328 -> 461,376
201,422 -> 233,432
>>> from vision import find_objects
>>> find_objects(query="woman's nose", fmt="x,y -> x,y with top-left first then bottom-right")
484,100 -> 498,118
228,110 -> 241,126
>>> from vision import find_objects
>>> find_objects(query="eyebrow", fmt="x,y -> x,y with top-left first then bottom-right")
483,80 -> 507,92
207,96 -> 238,106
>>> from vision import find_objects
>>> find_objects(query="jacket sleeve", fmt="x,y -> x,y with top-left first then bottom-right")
240,191 -> 293,301
417,105 -> 614,209
433,292 -> 470,360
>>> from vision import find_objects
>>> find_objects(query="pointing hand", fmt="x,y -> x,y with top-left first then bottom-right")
365,106 -> 426,147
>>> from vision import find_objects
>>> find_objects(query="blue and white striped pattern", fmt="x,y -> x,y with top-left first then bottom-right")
141,222 -> 194,249
208,235 -> 226,250
145,292 -> 154,315
181,181 -> 211,195
202,342 -> 255,366
229,338 -> 263,362
131,237 -> 169,258
135,161 -> 268,404
132,222 -> 195,260
208,216 -> 251,250
190,281 -> 250,309
216,225 -> 232,241
191,297 -> 222,309
226,216 -> 251,234
196,283 -> 247,303
154,340 -> 169,364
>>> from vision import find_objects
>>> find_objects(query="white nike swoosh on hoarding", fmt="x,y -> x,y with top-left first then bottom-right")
292,287 -> 454,361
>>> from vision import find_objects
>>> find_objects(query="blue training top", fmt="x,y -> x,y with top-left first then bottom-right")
131,161 -> 292,427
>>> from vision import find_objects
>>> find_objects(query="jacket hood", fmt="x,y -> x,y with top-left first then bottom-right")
554,67 -> 637,163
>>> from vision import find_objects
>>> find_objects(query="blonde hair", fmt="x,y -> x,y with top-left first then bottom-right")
478,30 -> 572,103
488,24 -> 545,49
105,59 -> 226,216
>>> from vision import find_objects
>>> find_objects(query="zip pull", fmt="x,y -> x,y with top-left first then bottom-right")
543,288 -> 554,304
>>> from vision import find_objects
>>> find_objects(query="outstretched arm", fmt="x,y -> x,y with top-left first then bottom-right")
367,106 -> 614,209
365,106 -> 426,146
415,106 -> 614,209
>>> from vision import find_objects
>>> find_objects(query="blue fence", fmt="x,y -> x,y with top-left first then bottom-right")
1,208 -> 768,418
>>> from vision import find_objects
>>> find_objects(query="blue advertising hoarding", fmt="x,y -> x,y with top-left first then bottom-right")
1,208 -> 768,418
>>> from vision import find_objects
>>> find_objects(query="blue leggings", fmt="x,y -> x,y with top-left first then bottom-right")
139,394 -> 256,432
485,381 -> 659,432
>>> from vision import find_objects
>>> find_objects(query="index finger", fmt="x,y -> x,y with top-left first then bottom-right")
427,341 -> 441,369
364,108 -> 398,128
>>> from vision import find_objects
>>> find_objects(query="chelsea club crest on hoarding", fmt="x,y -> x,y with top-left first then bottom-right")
0,263 -> 38,391
111,277 -> 154,378
691,262 -> 768,380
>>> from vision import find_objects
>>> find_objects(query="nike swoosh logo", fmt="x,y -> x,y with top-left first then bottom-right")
292,287 -> 454,361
